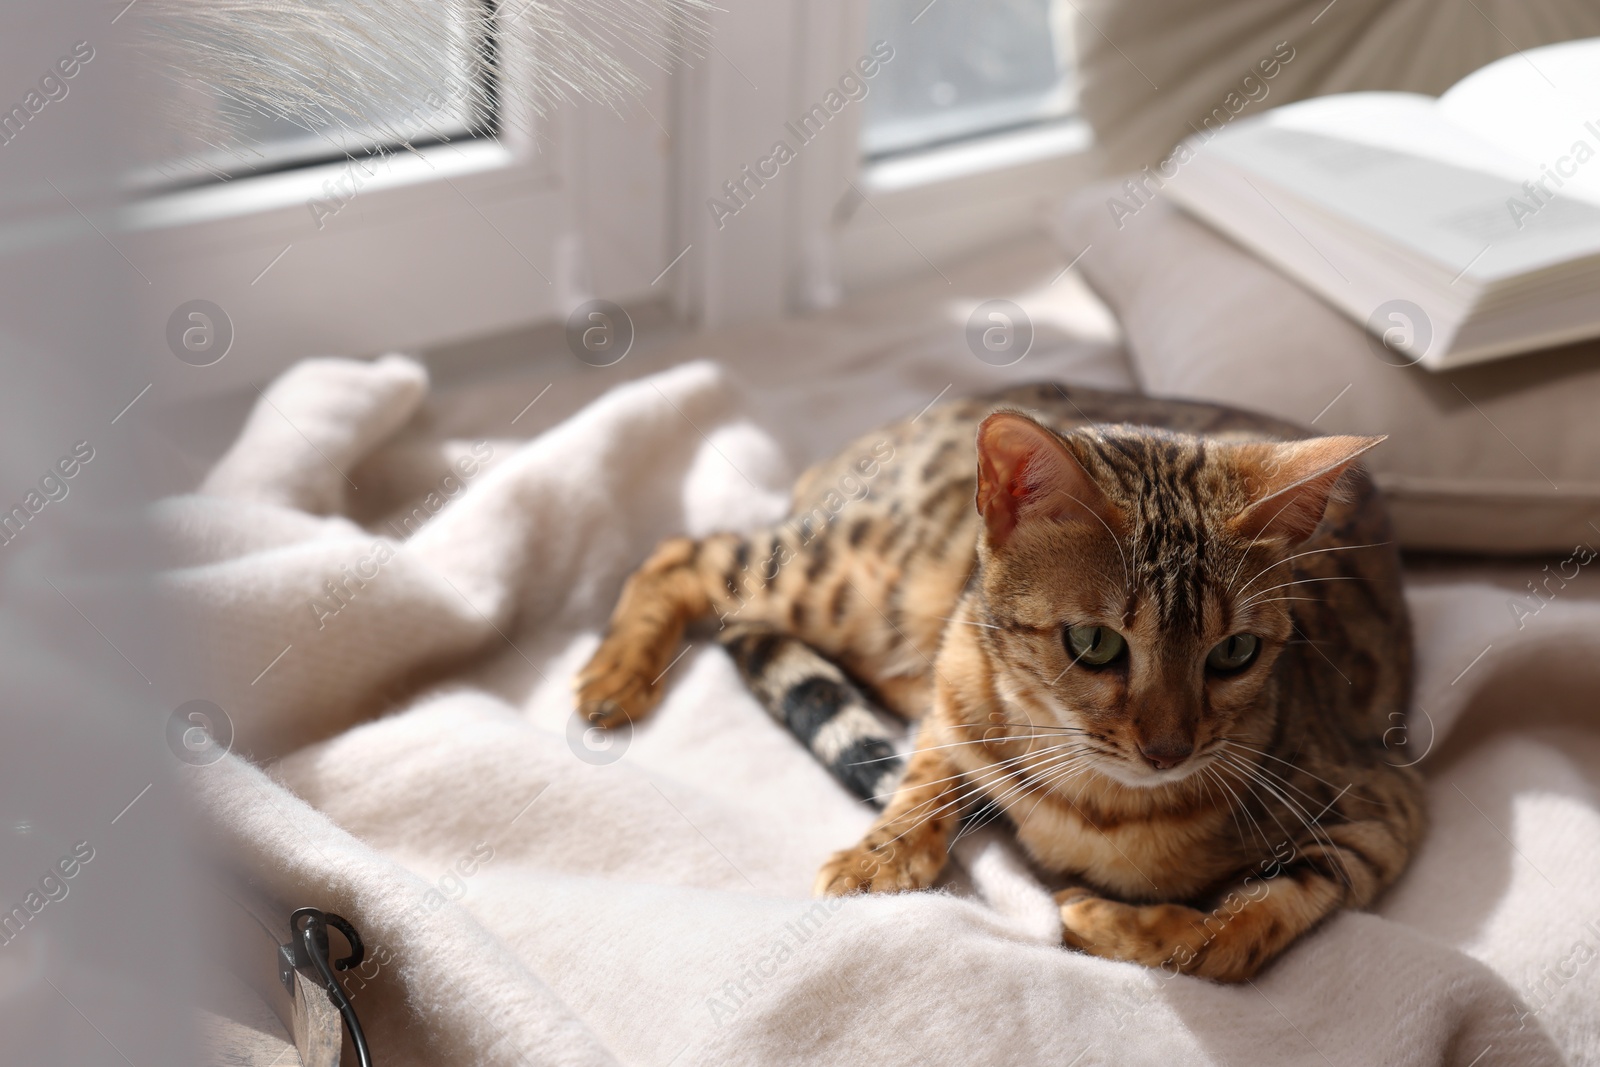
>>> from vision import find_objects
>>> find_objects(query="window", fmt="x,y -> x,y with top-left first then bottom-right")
127,0 -> 1095,381
129,0 -> 677,397
135,1 -> 497,190
812,0 -> 1094,298
860,0 -> 1078,159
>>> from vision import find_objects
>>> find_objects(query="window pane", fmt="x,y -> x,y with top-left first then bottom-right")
138,1 -> 495,188
861,0 -> 1077,159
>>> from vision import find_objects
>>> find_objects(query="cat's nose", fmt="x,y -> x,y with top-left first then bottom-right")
1138,739 -> 1194,770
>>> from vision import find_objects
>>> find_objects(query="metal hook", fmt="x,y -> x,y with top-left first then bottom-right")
292,907 -> 365,971
281,906 -> 375,1067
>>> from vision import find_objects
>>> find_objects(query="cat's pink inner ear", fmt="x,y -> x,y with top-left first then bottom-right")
1229,435 -> 1386,545
975,412 -> 1118,546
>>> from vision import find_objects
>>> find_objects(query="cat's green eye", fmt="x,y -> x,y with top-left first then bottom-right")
1206,633 -> 1260,673
1065,625 -> 1126,667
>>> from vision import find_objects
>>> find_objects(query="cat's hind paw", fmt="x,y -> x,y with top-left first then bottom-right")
573,632 -> 674,727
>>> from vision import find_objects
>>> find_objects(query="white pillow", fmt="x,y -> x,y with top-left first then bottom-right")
1055,184 -> 1600,553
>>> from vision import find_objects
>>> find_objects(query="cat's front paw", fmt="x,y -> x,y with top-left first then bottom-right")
814,834 -> 943,896
1056,888 -> 1210,974
573,632 -> 671,727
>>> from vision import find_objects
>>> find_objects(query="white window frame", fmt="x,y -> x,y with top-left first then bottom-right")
128,0 -> 1105,399
675,0 -> 1104,326
127,11 -> 678,400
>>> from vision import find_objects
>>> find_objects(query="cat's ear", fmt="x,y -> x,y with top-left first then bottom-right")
1229,435 -> 1385,545
975,412 -> 1122,547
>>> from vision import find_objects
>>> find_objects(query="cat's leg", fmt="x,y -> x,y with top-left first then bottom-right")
578,525 -> 840,725
814,724 -> 969,894
1054,878 -> 1330,983
575,534 -> 742,727
1057,806 -> 1418,982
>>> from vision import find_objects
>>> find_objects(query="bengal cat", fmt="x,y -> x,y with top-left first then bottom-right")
574,383 -> 1425,982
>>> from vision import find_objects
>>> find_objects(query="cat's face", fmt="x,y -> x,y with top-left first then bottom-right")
971,412 -> 1379,789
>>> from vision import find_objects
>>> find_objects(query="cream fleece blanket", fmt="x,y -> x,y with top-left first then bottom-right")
164,325 -> 1600,1066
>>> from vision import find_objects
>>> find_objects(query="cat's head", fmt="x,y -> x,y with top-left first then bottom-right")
970,410 -> 1382,789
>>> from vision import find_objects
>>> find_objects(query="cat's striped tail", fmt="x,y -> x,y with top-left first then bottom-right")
717,623 -> 904,807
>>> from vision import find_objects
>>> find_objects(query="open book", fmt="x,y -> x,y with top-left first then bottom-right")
1161,37 -> 1600,370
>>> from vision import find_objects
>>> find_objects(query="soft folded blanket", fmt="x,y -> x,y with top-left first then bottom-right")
163,325 -> 1600,1065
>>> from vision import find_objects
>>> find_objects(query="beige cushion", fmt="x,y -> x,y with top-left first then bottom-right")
1055,185 -> 1600,553
1072,0 -> 1600,171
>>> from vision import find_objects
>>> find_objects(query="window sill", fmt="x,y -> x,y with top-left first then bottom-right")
123,139 -> 523,233
861,118 -> 1093,194
838,118 -> 1101,294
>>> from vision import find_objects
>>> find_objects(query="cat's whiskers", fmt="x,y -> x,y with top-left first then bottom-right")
967,729 -> 1212,833
1212,758 -> 1322,878
1095,750 -> 1218,804
947,723 -> 1088,739
901,738 -> 1093,794
1230,760 -> 1330,820
950,717 -> 1089,734
996,758 -> 1108,838
1218,752 -> 1358,853
952,746 -> 1104,842
866,739 -> 1093,812
875,755 -> 1077,850
1231,540 -> 1394,599
1006,652 -> 1084,692
1196,767 -> 1256,854
1007,755 -> 1176,897
951,757 -> 1083,842
845,726 -> 1088,773
1031,752 -> 1120,799
1219,738 -> 1374,804
1011,760 -> 1103,831
927,744 -> 1101,824
846,738 -> 985,771
1203,764 -> 1267,851
1212,751 -> 1354,889
1048,655 -> 1082,686
846,718 -> 1093,784
1238,574 -> 1373,610
1211,755 -> 1312,848
886,738 -> 1109,842
844,716 -> 1094,793
1193,768 -> 1235,842
1216,739 -> 1357,813
859,744 -> 1059,805
939,615 -> 1002,631
872,761 -> 1018,836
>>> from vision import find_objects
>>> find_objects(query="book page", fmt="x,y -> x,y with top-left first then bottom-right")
1438,38 -> 1600,205
1194,93 -> 1600,280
